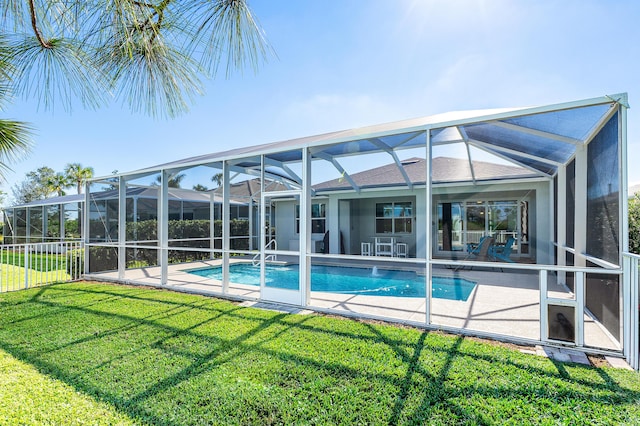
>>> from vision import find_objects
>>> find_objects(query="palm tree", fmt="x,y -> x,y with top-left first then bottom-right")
64,163 -> 94,194
154,173 -> 185,188
46,173 -> 71,197
211,173 -> 223,188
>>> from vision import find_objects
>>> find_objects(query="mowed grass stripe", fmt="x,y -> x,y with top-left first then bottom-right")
0,282 -> 638,425
0,347 -> 136,425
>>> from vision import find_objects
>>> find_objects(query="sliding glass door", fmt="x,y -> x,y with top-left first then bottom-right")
437,200 -> 526,257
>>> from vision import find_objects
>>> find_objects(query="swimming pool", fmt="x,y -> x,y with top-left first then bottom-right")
186,264 -> 476,301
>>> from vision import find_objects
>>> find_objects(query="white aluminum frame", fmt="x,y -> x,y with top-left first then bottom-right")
79,93 -> 637,369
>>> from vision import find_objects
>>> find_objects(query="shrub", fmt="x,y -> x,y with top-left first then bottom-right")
87,218 -> 252,268
66,248 -> 84,279
629,194 -> 640,254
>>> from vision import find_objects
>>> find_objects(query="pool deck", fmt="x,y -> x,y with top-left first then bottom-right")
87,258 -> 621,352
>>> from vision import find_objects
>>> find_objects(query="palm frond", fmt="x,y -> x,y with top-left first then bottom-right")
0,118 -> 33,181
9,35 -> 109,111
186,0 -> 274,77
0,33 -> 16,109
100,29 -> 204,118
1,0 -> 272,117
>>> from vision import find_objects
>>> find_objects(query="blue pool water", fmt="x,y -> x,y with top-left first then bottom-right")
186,264 -> 476,301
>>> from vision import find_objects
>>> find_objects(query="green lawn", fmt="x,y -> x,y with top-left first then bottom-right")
0,348 -> 135,425
0,282 -> 638,425
0,250 -> 71,272
0,263 -> 71,291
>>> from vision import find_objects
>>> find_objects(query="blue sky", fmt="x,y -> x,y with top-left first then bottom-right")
2,0 -> 639,201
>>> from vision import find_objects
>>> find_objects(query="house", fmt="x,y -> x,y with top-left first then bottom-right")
271,156 -> 545,261
4,93 -> 637,369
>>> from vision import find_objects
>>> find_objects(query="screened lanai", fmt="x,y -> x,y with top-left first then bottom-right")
2,186 -> 250,245
83,93 -> 638,369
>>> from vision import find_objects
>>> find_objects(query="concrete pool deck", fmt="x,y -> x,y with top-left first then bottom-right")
87,258 -> 621,353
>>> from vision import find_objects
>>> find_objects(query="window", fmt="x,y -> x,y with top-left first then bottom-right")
375,202 -> 412,234
295,203 -> 326,234
436,200 -> 525,253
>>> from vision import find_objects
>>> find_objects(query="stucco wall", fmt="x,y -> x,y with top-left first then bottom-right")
272,179 -> 551,262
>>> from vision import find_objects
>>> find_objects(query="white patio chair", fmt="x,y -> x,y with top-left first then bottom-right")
361,242 -> 372,256
375,237 -> 394,256
395,242 -> 407,258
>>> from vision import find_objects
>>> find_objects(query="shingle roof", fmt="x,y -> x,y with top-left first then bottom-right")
312,157 -> 537,192
212,178 -> 289,199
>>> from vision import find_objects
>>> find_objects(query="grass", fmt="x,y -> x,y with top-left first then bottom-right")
1,249 -> 76,291
0,348 -> 135,425
0,250 -> 71,272
0,282 -> 638,425
0,264 -> 71,292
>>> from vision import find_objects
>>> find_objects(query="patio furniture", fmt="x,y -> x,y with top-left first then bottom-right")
375,236 -> 395,256
489,237 -> 516,263
361,242 -> 372,256
455,236 -> 494,271
395,242 -> 408,258
470,236 -> 494,261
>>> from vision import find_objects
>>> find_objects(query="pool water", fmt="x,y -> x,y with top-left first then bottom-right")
186,264 -> 476,301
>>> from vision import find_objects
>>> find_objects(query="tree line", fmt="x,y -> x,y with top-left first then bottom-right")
11,163 -> 94,205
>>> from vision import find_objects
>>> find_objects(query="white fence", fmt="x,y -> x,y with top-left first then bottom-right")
0,242 -> 83,293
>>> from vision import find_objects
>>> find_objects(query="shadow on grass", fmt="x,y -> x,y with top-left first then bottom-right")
0,282 -> 638,425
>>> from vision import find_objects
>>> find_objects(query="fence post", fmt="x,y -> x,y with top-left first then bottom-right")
24,244 -> 30,289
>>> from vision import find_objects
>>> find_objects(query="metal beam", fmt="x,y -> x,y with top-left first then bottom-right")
467,140 -> 552,177
458,127 -> 477,184
489,121 -> 583,146
312,152 -> 361,193
582,102 -> 619,146
263,157 -> 303,185
468,139 -> 564,166
389,131 -> 426,149
431,127 -> 464,145
369,138 -> 413,189
118,176 -> 126,280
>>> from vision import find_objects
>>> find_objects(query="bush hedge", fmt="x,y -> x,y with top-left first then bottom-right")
89,219 -> 252,271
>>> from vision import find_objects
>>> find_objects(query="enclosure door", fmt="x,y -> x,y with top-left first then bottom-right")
260,190 -> 303,305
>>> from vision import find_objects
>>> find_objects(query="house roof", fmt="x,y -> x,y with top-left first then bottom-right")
212,178 -> 289,200
312,157 -> 538,192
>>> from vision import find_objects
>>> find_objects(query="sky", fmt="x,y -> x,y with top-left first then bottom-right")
2,0 -> 639,203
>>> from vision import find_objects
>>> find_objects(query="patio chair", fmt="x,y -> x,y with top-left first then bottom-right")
465,236 -> 493,259
489,237 -> 516,263
361,242 -> 372,256
455,236 -> 494,271
395,242 -> 408,258
375,237 -> 394,257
